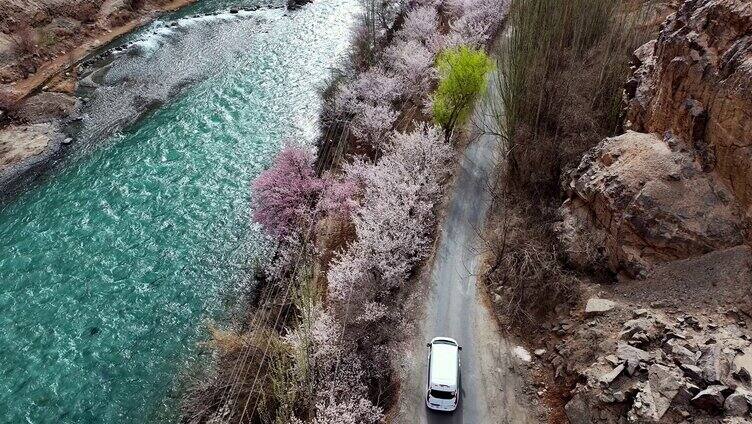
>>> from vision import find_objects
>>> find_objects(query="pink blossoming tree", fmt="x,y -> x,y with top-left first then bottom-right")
252,144 -> 325,239
385,39 -> 437,101
327,124 -> 452,320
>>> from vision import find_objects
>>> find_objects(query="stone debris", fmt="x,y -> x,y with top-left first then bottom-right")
599,364 -> 625,386
724,390 -> 751,416
680,363 -> 704,383
585,298 -> 616,316
669,342 -> 698,366
605,354 -> 620,366
564,393 -> 596,424
513,346 -> 532,363
628,364 -> 682,422
698,344 -> 731,384
562,304 -> 752,423
691,385 -> 729,411
617,341 -> 651,370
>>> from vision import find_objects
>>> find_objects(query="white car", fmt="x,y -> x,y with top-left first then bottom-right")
425,337 -> 462,412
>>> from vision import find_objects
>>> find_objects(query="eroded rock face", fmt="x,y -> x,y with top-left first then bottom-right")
11,92 -> 79,124
625,0 -> 752,220
558,131 -> 745,277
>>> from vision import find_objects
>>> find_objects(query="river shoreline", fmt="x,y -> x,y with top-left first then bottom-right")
0,0 -> 197,200
0,1 -> 359,420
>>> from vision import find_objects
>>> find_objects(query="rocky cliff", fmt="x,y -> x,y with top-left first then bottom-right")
625,0 -> 752,221
548,1 -> 752,422
559,0 -> 751,279
558,131 -> 745,278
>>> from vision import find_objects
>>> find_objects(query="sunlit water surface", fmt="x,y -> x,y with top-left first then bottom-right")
0,1 -> 358,422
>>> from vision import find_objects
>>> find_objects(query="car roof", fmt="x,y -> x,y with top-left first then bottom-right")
431,336 -> 458,345
429,341 -> 458,389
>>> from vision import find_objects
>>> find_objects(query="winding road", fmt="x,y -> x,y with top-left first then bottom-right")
394,67 -> 537,423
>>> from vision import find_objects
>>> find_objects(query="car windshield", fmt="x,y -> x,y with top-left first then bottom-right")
429,389 -> 455,400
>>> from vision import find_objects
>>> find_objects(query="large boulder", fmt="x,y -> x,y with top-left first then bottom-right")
628,364 -> 683,422
565,393 -> 599,424
624,0 -> 752,221
557,131 -> 745,277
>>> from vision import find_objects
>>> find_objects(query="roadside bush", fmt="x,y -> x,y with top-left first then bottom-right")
432,45 -> 493,139
483,192 -> 579,324
498,0 -> 645,191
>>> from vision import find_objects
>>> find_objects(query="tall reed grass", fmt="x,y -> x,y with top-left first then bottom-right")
497,0 -> 647,190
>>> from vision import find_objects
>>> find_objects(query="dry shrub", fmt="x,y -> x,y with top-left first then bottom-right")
0,90 -> 19,114
483,191 -> 580,324
181,267 -> 315,423
314,215 -> 356,278
108,9 -> 136,27
11,25 -> 38,56
62,1 -> 101,23
124,0 -> 146,12
206,323 -> 248,353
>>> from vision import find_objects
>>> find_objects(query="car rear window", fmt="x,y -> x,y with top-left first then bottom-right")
430,389 -> 455,400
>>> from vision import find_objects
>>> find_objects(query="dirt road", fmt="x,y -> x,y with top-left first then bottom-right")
394,69 -> 538,423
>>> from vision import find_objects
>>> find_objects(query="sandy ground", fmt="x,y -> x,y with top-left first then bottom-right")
0,123 -> 56,168
392,67 -> 540,423
0,122 -> 63,191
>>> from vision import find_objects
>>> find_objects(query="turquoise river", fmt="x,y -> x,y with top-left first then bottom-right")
0,0 -> 358,422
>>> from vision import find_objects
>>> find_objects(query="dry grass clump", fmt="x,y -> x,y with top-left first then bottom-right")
181,329 -> 280,424
497,0 -> 648,192
482,191 -> 580,324
181,266 -> 321,424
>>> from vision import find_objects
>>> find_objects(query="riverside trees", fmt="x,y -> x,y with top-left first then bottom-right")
252,145 -> 324,239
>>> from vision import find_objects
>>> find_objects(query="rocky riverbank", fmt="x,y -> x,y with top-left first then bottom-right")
0,0 -> 196,196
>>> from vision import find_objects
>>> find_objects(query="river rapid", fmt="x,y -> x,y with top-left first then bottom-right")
0,1 -> 358,422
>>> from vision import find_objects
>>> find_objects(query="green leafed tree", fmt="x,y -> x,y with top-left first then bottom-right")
432,46 -> 493,139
